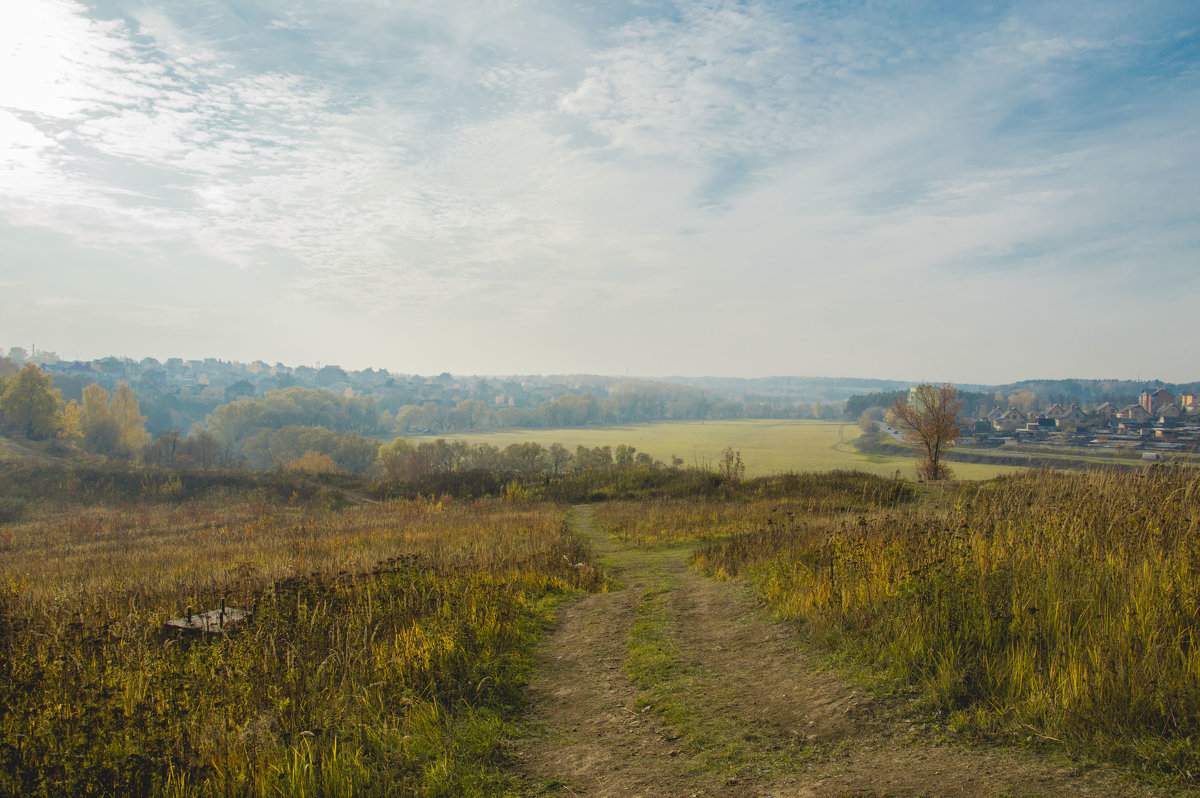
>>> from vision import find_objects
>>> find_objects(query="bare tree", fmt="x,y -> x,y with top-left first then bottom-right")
888,383 -> 962,481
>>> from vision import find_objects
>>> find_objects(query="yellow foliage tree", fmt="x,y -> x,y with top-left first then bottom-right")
0,364 -> 62,439
285,450 -> 340,474
79,383 -> 148,458
57,399 -> 83,443
112,383 -> 149,455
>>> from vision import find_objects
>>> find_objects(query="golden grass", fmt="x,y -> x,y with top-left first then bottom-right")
0,492 -> 600,796
443,420 -> 1023,480
692,467 -> 1200,784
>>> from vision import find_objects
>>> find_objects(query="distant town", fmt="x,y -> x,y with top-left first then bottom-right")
959,387 -> 1200,461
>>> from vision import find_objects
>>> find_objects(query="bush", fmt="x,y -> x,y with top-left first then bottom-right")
0,497 -> 28,523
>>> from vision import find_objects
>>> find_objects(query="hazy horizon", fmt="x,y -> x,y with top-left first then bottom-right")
4,342 -> 1196,392
3,1 -> 1198,384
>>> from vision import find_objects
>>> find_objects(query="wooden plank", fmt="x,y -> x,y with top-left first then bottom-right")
164,604 -> 250,635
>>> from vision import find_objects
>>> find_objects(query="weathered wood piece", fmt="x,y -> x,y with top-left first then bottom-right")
164,601 -> 250,636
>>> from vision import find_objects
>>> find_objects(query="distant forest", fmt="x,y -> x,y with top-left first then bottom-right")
2,346 -> 1196,476
2,350 -> 872,440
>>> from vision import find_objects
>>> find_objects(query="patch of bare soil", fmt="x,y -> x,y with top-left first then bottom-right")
512,511 -> 698,797
511,507 -> 1184,798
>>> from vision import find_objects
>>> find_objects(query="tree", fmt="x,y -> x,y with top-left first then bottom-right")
111,383 -> 149,455
58,399 -> 84,444
717,447 -> 745,483
78,383 -> 148,458
286,450 -> 340,474
548,442 -> 572,476
80,384 -> 121,455
888,383 -> 962,481
0,364 -> 62,439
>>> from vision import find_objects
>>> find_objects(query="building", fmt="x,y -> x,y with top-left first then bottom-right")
993,407 -> 1027,430
1117,404 -> 1153,421
1140,388 -> 1175,415
1056,405 -> 1089,428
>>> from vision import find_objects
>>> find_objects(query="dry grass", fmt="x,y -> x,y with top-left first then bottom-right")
691,467 -> 1200,784
0,488 -> 601,796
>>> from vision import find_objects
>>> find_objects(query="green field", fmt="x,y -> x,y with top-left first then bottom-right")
442,420 -> 1024,480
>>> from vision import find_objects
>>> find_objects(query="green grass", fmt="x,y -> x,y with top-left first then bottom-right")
623,556 -> 802,780
443,420 -> 1024,480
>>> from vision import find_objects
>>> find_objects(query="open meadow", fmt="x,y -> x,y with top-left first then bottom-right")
0,467 -> 602,796
591,466 -> 1200,786
2,461 -> 1197,795
444,419 -> 1025,480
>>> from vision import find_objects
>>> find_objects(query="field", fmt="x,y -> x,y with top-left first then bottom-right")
0,470 -> 603,797
685,467 -> 1200,785
2,460 -> 1196,794
443,419 -> 1025,480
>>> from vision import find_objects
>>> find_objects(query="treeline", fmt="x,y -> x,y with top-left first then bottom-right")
390,390 -> 843,434
376,438 -> 663,482
0,364 -> 150,458
843,389 -> 996,420
1,363 -> 677,480
1,348 -> 848,438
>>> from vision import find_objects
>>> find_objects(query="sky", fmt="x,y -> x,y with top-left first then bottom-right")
1,0 -> 1198,384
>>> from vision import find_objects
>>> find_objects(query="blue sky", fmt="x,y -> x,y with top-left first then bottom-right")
1,0 -> 1197,383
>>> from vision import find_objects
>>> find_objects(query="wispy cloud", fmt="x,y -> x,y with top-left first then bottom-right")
1,0 -> 1197,380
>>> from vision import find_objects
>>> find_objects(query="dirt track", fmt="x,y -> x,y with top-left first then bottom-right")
510,507 -> 1178,797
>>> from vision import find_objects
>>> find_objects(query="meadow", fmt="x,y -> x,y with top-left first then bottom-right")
592,466 -> 1200,785
0,469 -> 602,796
3,455 -> 1197,792
444,419 -> 1024,480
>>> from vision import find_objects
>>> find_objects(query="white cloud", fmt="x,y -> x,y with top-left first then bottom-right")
1,0 -> 1197,380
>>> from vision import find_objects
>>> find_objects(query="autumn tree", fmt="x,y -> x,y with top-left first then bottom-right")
80,384 -> 122,456
888,383 -> 962,481
79,383 -> 148,458
548,442 -> 572,475
0,364 -> 62,439
112,383 -> 150,455
717,447 -> 745,483
285,450 -> 340,474
57,399 -> 84,444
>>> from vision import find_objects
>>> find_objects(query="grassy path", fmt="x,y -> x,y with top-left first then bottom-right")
509,507 -> 1178,797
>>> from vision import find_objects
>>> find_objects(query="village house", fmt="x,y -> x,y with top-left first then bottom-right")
1117,404 -> 1153,421
1056,405 -> 1089,428
1158,404 -> 1183,421
993,407 -> 1027,430
1140,387 -> 1175,415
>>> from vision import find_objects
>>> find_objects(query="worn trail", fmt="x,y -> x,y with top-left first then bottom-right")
511,507 -> 1173,797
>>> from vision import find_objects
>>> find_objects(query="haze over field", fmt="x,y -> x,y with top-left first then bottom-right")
2,1 -> 1198,382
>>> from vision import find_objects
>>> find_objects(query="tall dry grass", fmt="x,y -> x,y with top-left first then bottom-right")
0,492 -> 601,796
695,467 -> 1200,782
590,471 -> 912,547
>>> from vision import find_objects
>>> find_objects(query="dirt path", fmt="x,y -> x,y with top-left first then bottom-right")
511,507 -> 1180,797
